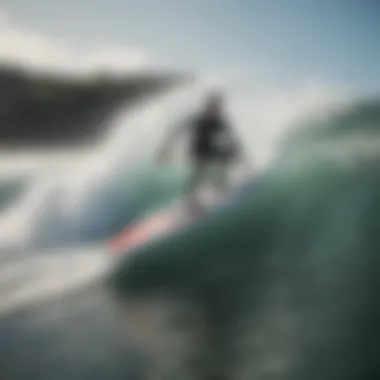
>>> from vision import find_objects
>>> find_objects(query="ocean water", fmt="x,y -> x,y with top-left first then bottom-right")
1,82 -> 376,379
0,85 -> 193,379
0,82 -> 258,379
109,98 -> 380,380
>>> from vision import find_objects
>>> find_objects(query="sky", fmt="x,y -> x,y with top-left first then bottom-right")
1,0 -> 380,93
0,0 -> 379,166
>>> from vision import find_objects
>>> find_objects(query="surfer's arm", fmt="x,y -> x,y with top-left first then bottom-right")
155,115 -> 193,162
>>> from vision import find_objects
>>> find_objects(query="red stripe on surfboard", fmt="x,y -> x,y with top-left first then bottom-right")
108,210 -> 182,255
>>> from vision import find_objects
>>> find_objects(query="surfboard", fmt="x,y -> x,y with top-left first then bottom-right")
107,172 -> 253,258
107,202 -> 202,257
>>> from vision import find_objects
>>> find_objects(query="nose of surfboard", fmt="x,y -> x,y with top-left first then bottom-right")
108,207 -> 191,256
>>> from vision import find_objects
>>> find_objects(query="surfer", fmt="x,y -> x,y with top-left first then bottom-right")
155,91 -> 249,211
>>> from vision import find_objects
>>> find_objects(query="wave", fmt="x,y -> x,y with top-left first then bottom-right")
108,97 -> 380,380
0,84 -> 202,250
0,176 -> 31,213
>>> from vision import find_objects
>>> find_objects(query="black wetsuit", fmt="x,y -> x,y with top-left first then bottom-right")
190,114 -> 237,162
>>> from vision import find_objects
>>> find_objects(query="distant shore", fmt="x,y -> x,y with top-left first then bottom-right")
0,63 -> 186,149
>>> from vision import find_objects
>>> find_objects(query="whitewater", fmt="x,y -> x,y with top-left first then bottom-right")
0,78 -> 257,377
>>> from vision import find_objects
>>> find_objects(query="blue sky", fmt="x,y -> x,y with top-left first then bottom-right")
2,0 -> 380,93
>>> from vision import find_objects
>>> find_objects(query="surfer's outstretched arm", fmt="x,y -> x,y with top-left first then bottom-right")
155,115 -> 193,163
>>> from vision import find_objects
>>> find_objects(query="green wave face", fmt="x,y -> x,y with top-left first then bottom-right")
108,99 -> 380,380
